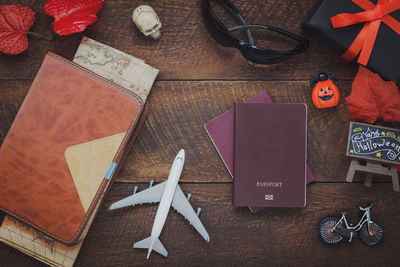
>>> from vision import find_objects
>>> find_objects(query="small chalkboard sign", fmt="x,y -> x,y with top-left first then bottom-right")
346,122 -> 400,165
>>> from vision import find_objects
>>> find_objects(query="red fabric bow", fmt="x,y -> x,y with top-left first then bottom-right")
331,0 -> 400,65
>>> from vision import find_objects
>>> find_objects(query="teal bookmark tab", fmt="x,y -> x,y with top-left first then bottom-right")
105,162 -> 117,180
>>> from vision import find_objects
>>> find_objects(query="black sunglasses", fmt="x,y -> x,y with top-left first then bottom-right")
202,0 -> 309,65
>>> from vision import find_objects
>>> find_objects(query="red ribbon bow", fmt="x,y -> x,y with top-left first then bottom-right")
331,0 -> 400,65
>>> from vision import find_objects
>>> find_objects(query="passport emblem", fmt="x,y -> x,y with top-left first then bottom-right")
265,194 -> 274,200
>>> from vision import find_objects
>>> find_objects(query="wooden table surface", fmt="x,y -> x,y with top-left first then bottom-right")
1,0 -> 399,266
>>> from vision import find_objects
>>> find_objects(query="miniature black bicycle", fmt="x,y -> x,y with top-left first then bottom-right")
319,203 -> 384,246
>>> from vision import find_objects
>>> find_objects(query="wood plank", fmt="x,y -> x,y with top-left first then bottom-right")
2,80 -> 396,183
0,0 -> 398,267
123,80 -> 356,183
0,0 -> 358,80
1,183 -> 399,266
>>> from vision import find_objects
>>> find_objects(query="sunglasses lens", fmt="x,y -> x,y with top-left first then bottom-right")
240,46 -> 292,64
202,1 -> 235,47
202,0 -> 309,65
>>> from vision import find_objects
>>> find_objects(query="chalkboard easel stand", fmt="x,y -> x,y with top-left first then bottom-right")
346,159 -> 399,192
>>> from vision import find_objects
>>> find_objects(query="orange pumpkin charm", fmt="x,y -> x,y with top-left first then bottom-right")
310,71 -> 340,109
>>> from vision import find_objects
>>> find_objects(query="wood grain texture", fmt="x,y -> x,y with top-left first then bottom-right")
1,0 -> 399,266
1,183 -> 399,266
0,0 -> 358,81
1,80 -> 383,183
1,80 -> 395,183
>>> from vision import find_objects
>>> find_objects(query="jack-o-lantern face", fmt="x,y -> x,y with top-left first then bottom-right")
312,79 -> 340,109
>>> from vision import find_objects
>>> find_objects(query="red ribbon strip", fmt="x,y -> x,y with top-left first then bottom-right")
331,0 -> 400,65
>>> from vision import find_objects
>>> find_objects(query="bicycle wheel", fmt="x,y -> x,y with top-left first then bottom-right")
359,222 -> 384,246
319,217 -> 344,245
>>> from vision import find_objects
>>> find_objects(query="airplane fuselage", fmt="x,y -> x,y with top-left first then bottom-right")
150,150 -> 185,239
109,148 -> 209,259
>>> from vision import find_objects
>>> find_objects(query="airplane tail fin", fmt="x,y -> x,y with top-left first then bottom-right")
133,236 -> 168,259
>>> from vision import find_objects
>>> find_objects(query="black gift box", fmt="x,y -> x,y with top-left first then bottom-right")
302,0 -> 400,82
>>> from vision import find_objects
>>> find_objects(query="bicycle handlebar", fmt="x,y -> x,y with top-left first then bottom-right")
359,203 -> 373,211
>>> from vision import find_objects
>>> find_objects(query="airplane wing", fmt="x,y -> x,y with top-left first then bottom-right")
171,185 -> 210,242
108,181 -> 167,210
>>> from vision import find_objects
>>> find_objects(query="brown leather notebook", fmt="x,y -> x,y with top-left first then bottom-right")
0,52 -> 146,245
234,103 -> 307,207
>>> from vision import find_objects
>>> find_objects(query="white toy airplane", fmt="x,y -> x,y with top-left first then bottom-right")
108,149 -> 210,259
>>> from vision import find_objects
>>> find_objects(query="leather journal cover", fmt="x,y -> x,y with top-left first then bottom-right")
0,38 -> 158,267
0,52 -> 145,245
233,103 -> 307,207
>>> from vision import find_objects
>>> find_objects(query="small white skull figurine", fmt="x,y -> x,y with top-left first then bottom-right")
132,5 -> 162,40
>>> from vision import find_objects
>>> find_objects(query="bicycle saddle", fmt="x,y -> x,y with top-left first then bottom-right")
359,203 -> 373,211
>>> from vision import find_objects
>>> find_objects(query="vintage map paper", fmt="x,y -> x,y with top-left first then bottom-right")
0,37 -> 158,267
73,36 -> 159,102
0,216 -> 81,267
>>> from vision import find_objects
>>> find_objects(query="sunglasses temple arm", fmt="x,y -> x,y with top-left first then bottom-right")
231,11 -> 255,65
230,24 -> 308,44
230,24 -> 309,54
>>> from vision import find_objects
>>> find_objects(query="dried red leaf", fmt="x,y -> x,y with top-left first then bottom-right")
44,0 -> 105,36
346,66 -> 400,123
0,5 -> 35,55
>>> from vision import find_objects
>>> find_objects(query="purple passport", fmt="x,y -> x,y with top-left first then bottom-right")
204,91 -> 314,212
234,103 -> 307,207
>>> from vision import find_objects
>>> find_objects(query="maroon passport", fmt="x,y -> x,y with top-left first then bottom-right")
234,103 -> 307,207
